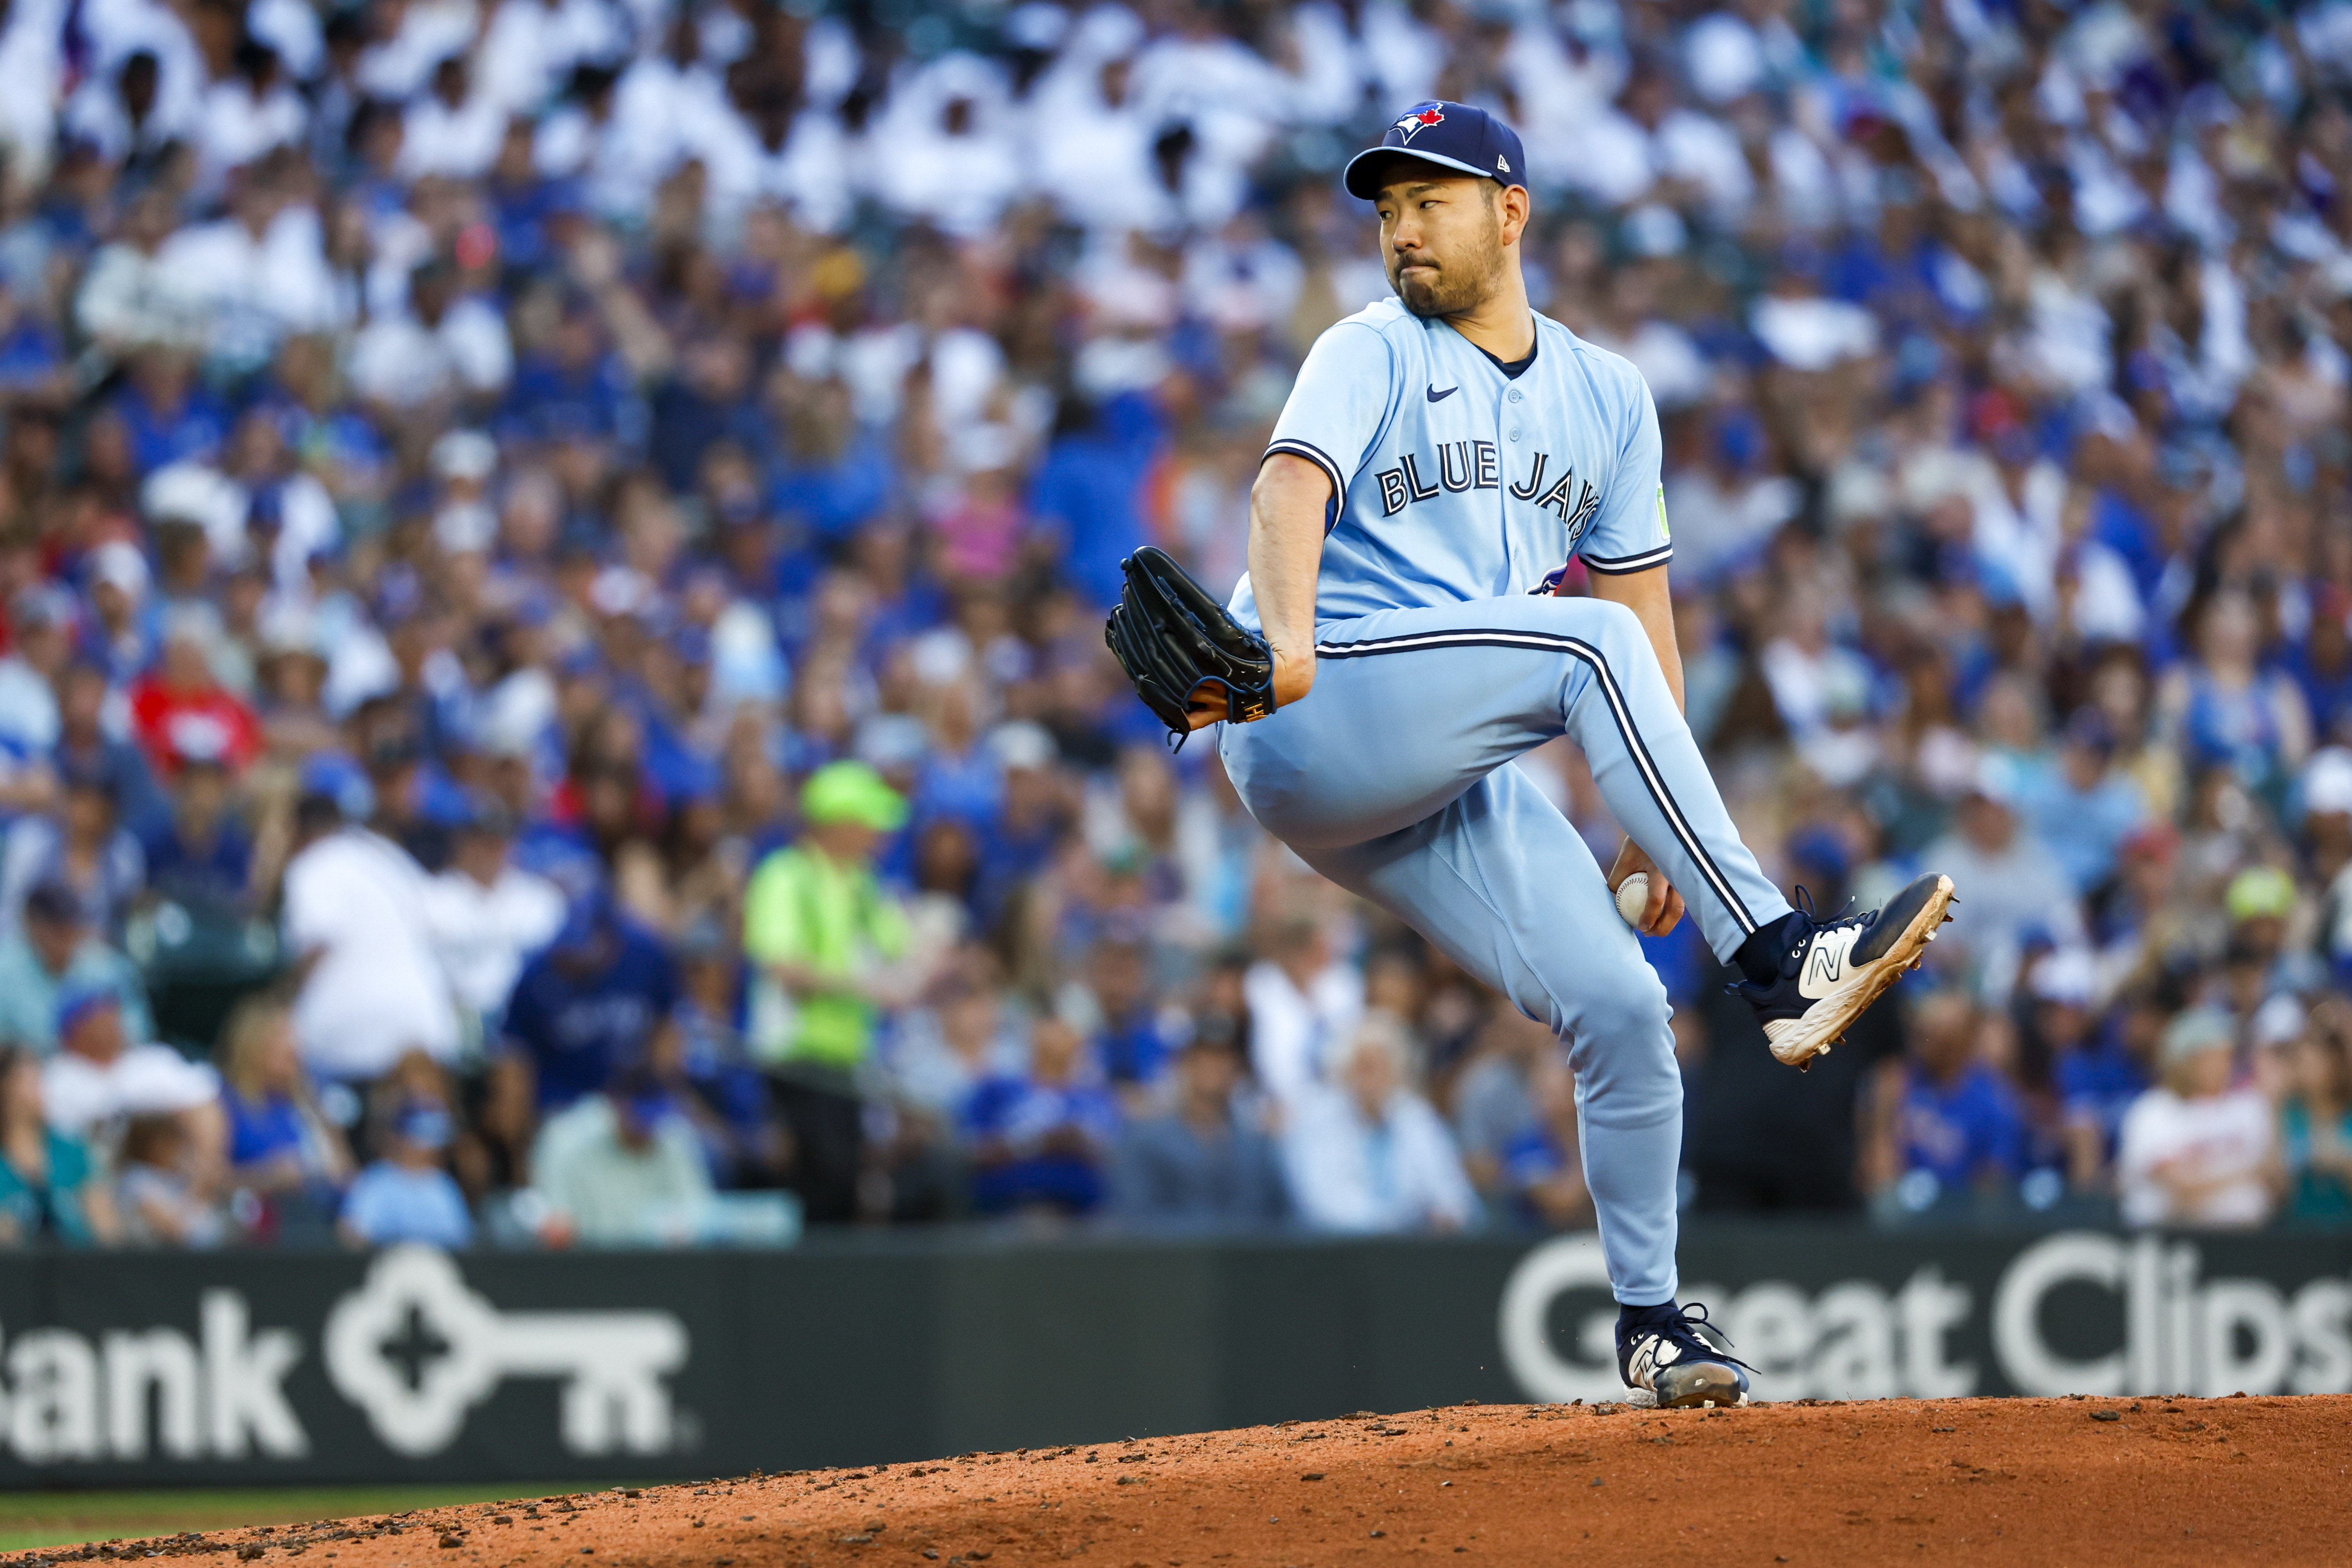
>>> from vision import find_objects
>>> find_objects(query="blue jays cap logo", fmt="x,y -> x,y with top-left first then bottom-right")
1392,104 -> 1445,144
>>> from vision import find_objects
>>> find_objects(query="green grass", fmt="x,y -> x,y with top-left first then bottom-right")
0,1485 -> 617,1553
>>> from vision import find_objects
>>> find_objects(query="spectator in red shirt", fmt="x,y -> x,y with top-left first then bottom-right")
127,613 -> 260,780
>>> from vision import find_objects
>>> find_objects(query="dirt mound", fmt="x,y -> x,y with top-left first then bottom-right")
16,1394 -> 2349,1567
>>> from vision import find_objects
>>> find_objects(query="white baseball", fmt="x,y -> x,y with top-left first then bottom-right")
1616,872 -> 1649,928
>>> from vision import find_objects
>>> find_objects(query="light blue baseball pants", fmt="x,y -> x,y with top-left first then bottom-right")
1220,593 -> 1793,1304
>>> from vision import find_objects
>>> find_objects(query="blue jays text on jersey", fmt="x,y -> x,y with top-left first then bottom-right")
1369,438 -> 1603,541
1230,297 -> 1673,630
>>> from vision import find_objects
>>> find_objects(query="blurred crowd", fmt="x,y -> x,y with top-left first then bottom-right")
0,0 -> 2347,1249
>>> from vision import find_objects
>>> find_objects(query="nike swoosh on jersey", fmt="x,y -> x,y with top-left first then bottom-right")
1426,385 -> 1457,402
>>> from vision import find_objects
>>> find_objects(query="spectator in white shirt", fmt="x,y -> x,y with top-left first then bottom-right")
1244,913 -> 1365,1109
200,36 -> 307,181
532,1070 -> 717,1246
399,53 -> 509,181
345,256 -> 514,413
2117,1008 -> 2280,1229
476,0 -> 624,117
424,799 -> 567,1027
1282,1011 -> 1478,1234
153,150 -> 343,370
870,56 -> 1022,238
77,185 -> 206,356
65,45 -> 200,172
281,791 -> 461,1084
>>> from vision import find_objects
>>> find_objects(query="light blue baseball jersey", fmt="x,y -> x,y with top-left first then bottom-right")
1231,298 -> 1672,628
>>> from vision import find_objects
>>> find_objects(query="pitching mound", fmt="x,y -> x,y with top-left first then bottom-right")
18,1395 -> 2351,1568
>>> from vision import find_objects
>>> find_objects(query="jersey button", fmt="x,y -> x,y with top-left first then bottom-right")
1508,428 -> 1521,441
1508,388 -> 1523,403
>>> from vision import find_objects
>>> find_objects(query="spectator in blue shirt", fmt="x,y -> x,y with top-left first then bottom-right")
340,1100 -> 474,1250
768,375 -> 891,541
2019,709 -> 2150,895
1496,1055 -> 1594,1231
1026,391 -> 1163,612
113,349 -> 230,474
1109,1036 -> 1285,1230
217,996 -> 351,1239
1081,939 -> 1178,1100
502,886 -> 679,1110
1879,989 -> 2026,1209
2058,987 -> 2167,1192
962,1015 -> 1121,1218
140,748 -> 253,910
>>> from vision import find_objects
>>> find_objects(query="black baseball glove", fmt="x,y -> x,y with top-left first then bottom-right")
1104,546 -> 1278,741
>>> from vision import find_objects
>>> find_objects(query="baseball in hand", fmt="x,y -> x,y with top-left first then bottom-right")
1616,872 -> 1650,928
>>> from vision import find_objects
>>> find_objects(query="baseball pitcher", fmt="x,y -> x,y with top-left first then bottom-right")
1107,101 -> 1956,1407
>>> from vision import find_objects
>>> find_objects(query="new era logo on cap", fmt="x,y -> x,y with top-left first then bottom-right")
1344,100 -> 1529,199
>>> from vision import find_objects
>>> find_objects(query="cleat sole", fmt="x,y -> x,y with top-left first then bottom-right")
1763,874 -> 1955,1068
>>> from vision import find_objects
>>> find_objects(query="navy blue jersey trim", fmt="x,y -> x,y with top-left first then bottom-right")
1263,440 -> 1349,534
1309,626 -> 1757,933
1582,545 -> 1674,575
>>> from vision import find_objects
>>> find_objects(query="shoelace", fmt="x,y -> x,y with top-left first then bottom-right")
1777,885 -> 1876,979
1631,1302 -> 1757,1373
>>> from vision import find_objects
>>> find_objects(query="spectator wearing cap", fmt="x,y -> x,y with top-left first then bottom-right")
2219,865 -> 2306,1012
422,796 -> 568,1029
2019,710 -> 2151,896
2302,748 -> 2352,893
502,883 -> 677,1115
0,879 -> 153,1054
40,982 -> 224,1181
280,789 -> 461,1084
0,756 -> 147,942
1110,1032 -> 1287,1230
338,1097 -> 475,1249
1281,1013 -> 1477,1235
531,1069 -> 717,1246
743,760 -> 915,1225
2116,1008 -> 2279,1230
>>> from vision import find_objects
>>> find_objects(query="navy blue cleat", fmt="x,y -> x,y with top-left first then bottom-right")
1618,1302 -> 1752,1408
1735,872 -> 1956,1070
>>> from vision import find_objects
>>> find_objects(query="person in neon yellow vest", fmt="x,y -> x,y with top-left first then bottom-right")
742,760 -> 912,1224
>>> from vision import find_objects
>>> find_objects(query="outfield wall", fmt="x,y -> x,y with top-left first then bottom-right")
1,1225 -> 2348,1485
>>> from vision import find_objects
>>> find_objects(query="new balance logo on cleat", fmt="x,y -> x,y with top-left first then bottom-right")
1739,873 -> 1957,1069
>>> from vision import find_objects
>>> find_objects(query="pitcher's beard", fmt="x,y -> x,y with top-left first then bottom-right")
1390,235 -> 1505,318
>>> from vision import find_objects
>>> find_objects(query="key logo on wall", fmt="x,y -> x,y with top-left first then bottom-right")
323,1245 -> 690,1456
